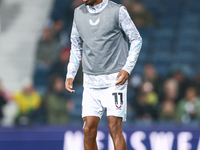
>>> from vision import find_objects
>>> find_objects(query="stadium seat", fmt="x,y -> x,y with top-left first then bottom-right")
33,65 -> 49,88
179,28 -> 199,38
175,39 -> 197,53
180,14 -> 199,28
158,17 -> 178,28
134,64 -> 144,75
172,52 -> 194,64
183,1 -> 200,13
154,28 -> 175,39
139,27 -> 155,38
142,0 -> 160,10
151,51 -> 171,65
138,50 -> 148,63
153,38 -> 173,52
169,63 -> 195,78
154,64 -> 169,77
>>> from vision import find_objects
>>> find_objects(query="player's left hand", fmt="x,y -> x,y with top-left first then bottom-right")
116,70 -> 129,86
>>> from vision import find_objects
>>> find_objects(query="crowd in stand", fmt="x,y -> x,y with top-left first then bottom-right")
128,64 -> 200,124
0,0 -> 200,127
1,63 -> 200,126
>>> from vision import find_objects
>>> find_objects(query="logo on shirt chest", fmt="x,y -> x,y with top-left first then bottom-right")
89,19 -> 100,26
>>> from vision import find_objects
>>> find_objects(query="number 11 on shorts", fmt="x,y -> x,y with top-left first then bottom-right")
112,92 -> 123,109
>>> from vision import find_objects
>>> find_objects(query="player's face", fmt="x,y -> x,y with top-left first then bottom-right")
83,0 -> 100,6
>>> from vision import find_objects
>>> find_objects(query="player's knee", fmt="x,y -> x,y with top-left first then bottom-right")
83,124 -> 97,138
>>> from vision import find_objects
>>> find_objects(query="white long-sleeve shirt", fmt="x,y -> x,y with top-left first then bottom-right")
66,0 -> 142,88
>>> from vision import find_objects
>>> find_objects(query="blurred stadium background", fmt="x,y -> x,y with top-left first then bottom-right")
0,0 -> 200,149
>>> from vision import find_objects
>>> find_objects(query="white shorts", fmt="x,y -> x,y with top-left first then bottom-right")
82,84 -> 127,122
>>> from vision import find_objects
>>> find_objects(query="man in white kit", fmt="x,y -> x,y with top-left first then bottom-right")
65,0 -> 142,149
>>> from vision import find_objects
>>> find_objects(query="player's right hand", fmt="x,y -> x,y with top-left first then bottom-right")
65,78 -> 75,93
